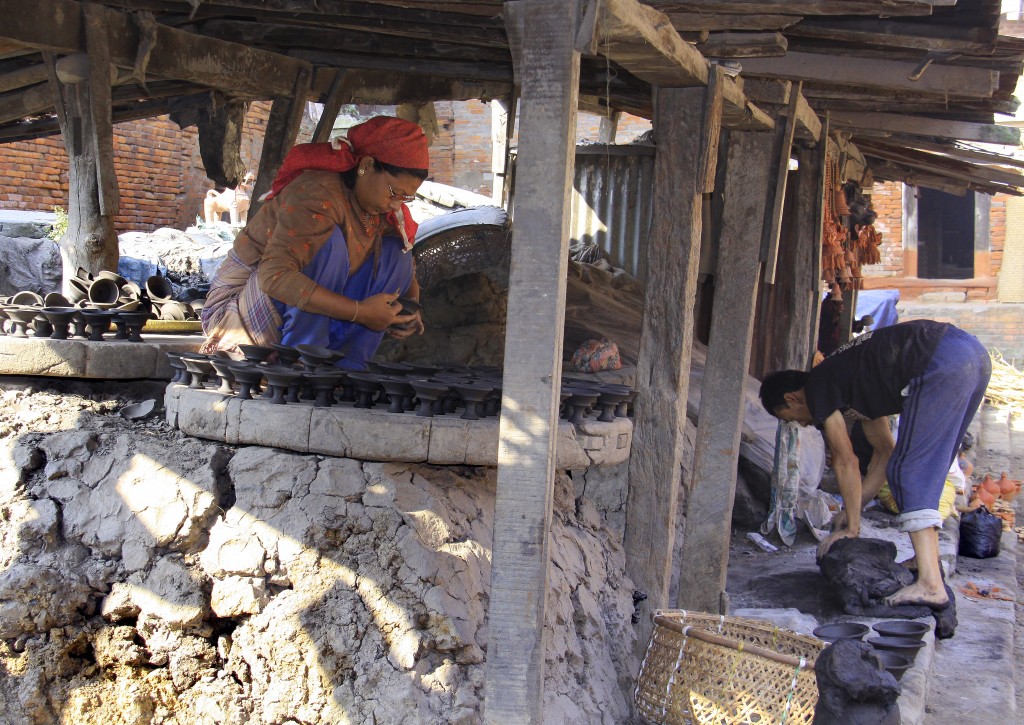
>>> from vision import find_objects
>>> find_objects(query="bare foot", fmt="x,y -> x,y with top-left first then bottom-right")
884,581 -> 950,610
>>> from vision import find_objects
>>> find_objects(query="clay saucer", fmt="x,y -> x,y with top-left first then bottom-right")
408,379 -> 451,417
395,296 -> 422,316
261,365 -> 302,405
165,352 -> 189,384
305,370 -> 346,408
812,622 -> 869,643
80,309 -> 117,341
145,275 -> 174,301
238,343 -> 274,364
114,311 -> 151,342
95,270 -> 128,287
406,362 -> 441,377
67,277 -> 90,303
371,361 -> 415,376
866,636 -> 926,664
872,650 -> 911,681
453,382 -> 493,420
11,290 -> 43,307
346,371 -> 386,408
43,292 -> 71,308
88,278 -> 121,306
295,343 -> 344,369
378,376 -> 416,413
871,620 -> 930,641
562,386 -> 601,426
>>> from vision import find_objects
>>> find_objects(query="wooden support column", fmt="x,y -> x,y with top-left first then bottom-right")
490,97 -> 512,206
43,45 -> 119,291
312,70 -> 348,143
676,129 -> 775,613
249,67 -> 313,218
482,1 -> 579,722
623,82 -> 720,631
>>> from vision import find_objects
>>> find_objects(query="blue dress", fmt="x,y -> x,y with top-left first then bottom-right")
273,225 -> 414,370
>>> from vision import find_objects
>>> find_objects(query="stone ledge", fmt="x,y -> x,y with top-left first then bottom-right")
168,383 -> 632,469
0,335 -> 204,380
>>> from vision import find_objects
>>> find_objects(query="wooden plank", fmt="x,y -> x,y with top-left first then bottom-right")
807,116 -> 829,366
295,49 -> 513,84
762,81 -> 801,284
829,111 -> 1020,146
739,52 -> 999,99
623,85 -> 711,634
675,129 -> 773,613
0,0 -> 311,98
0,83 -> 52,125
311,70 -> 347,143
696,66 -> 724,193
482,1 -> 579,722
891,137 -> 1024,170
786,18 -> 997,54
649,0 -> 942,13
742,78 -> 821,142
664,13 -> 802,32
0,63 -> 47,95
490,97 -> 512,205
84,3 -> 118,218
854,139 -> 1024,188
695,32 -> 787,59
869,159 -> 974,195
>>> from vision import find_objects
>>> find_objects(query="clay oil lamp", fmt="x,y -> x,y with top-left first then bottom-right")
5,307 -> 39,338
80,309 -> 117,341
165,352 -> 188,384
238,343 -> 275,365
482,388 -> 502,417
120,282 -> 143,301
180,354 -> 214,389
10,290 -> 43,307
346,371 -> 386,409
88,277 -> 121,307
70,311 -> 89,339
866,635 -> 926,664
110,313 -> 132,340
812,622 -> 869,643
261,365 -> 302,405
377,376 -> 415,413
43,292 -> 71,308
872,620 -> 930,641
67,277 -> 90,304
371,361 -> 415,376
286,370 -> 308,404
562,386 -> 601,426
270,343 -> 302,367
145,274 -> 174,301
116,311 -> 151,342
594,386 -> 630,423
305,370 -> 345,408
96,270 -> 128,287
618,389 -> 639,418
453,382 -> 493,421
406,362 -> 441,377
207,357 -> 237,394
407,379 -> 451,417
160,301 -> 195,321
295,343 -> 343,370
227,362 -> 264,400
41,307 -> 78,340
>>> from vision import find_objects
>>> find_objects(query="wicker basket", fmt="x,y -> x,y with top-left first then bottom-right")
634,610 -> 825,725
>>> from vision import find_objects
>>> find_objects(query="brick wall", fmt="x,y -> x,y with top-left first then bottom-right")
898,302 -> 1024,362
0,101 -> 272,233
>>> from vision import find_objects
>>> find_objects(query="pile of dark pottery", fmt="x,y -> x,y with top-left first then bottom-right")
0,268 -> 203,343
812,618 -> 930,682
167,343 -> 638,424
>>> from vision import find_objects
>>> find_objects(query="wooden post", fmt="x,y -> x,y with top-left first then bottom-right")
623,82 -> 720,632
312,69 -> 348,143
42,47 -> 119,292
676,129 -> 775,612
598,109 -> 621,143
762,81 -> 802,283
490,97 -> 512,206
482,1 -> 579,722
249,67 -> 312,218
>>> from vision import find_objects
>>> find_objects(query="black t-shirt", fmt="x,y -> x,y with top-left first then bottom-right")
805,319 -> 951,427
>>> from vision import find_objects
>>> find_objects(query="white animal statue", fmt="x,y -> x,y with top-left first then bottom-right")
204,171 -> 255,226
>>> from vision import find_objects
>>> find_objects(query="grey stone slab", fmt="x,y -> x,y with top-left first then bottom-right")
554,422 -> 591,470
224,395 -> 243,445
84,340 -> 158,379
238,398 -> 312,453
0,337 -> 87,376
177,387 -> 230,442
428,416 -> 469,464
339,406 -> 429,462
164,383 -> 182,428
308,406 -> 350,457
463,417 -> 500,466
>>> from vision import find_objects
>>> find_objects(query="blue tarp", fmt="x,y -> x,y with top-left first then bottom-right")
855,289 -> 900,329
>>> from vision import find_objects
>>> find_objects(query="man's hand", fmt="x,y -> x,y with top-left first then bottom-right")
816,526 -> 859,561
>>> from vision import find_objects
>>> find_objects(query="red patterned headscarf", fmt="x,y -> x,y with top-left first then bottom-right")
263,116 -> 429,250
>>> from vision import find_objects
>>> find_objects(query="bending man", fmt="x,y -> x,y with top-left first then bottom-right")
759,320 -> 990,609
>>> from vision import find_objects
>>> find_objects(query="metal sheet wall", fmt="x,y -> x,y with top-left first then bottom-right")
570,144 -> 655,281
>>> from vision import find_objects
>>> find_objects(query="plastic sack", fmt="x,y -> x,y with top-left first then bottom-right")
959,506 -> 1002,559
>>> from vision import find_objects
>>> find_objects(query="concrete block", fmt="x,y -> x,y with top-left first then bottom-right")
239,398 -> 312,453
339,406 -> 429,462
577,418 -> 633,466
0,337 -> 87,377
308,406 -> 350,457
224,395 -> 243,445
463,417 -> 500,466
555,422 -> 591,470
428,416 -> 469,464
84,340 -> 157,379
177,387 -> 230,442
164,383 -> 181,428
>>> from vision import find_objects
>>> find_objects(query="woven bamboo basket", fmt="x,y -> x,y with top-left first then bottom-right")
634,610 -> 825,725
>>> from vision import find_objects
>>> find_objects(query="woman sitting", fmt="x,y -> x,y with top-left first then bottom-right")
201,116 -> 428,369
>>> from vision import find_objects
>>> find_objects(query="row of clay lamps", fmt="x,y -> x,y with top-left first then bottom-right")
0,304 -> 151,342
166,343 -> 637,423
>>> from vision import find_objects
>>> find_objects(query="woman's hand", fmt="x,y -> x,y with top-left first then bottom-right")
387,310 -> 424,339
354,292 -> 404,331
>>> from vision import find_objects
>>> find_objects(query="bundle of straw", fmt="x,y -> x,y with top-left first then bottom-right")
985,350 -> 1024,411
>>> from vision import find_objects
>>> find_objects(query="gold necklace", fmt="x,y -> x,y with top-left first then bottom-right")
360,212 -> 380,238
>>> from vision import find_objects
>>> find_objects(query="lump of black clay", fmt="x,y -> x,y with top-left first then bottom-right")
814,639 -> 901,725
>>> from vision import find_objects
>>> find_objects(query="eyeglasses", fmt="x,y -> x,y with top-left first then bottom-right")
386,179 -> 417,204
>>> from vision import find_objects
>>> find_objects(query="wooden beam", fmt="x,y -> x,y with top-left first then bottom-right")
624,84 -> 714,635
742,78 -> 821,142
0,0 -> 311,98
869,159 -> 976,195
483,1 -> 579,722
311,70 -> 347,143
739,52 -> 1000,99
830,111 -> 1020,146
676,129 -> 773,613
0,63 -> 47,95
295,49 -> 513,85
695,32 -> 787,59
763,82 -> 801,284
786,18 -> 997,54
0,83 -> 52,125
649,0 -> 944,13
892,137 -> 1024,170
665,13 -> 801,32
856,140 -> 1024,190
249,69 -> 312,216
